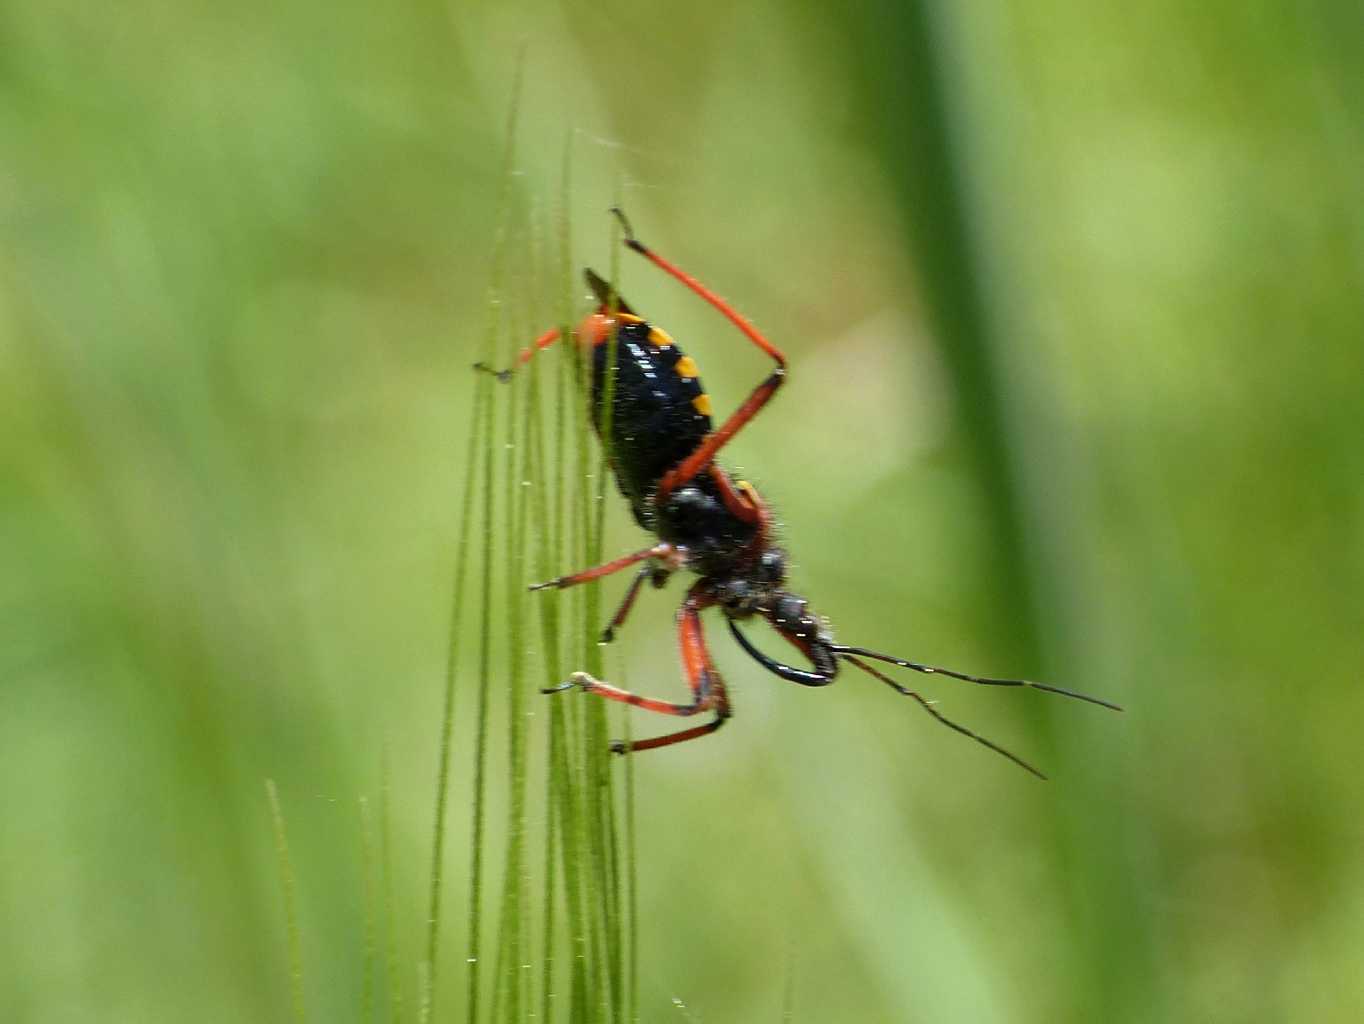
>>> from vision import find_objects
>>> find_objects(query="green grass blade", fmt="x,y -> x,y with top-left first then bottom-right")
624,711 -> 638,1024
850,2 -> 1040,658
360,795 -> 377,1024
265,779 -> 307,1024
382,745 -> 405,1024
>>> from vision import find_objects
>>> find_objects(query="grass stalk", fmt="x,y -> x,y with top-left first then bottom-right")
419,107 -> 641,1024
464,354 -> 499,1023
427,360 -> 487,968
491,202 -> 537,1024
424,58 -> 526,1024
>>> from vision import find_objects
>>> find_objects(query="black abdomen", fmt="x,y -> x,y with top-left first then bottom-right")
590,319 -> 713,518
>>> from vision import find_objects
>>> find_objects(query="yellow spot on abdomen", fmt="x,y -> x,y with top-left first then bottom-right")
675,355 -> 699,379
692,394 -> 713,416
648,327 -> 675,348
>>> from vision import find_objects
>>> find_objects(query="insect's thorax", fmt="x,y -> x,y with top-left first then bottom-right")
653,473 -> 763,577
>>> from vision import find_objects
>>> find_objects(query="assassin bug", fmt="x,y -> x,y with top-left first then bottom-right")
488,209 -> 1120,777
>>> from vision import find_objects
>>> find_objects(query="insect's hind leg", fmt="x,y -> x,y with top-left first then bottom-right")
544,667 -> 728,755
610,208 -> 788,503
546,582 -> 731,754
616,717 -> 727,754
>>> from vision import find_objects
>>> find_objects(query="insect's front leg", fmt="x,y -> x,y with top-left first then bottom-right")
528,542 -> 680,593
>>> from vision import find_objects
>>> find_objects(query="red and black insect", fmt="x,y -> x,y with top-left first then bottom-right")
495,209 -> 1120,776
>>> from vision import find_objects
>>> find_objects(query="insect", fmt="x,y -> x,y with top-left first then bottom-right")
489,209 -> 1121,776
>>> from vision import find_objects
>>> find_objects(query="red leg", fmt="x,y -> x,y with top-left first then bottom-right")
529,542 -> 678,592
707,466 -> 763,525
657,376 -> 784,503
518,327 -> 562,367
473,327 -> 562,381
550,583 -> 731,753
618,719 -> 725,754
612,209 -> 785,367
611,209 -> 788,503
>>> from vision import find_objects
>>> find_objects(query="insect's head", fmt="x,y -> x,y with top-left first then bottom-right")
713,547 -> 789,617
766,591 -> 826,646
728,589 -> 1125,777
725,586 -> 842,686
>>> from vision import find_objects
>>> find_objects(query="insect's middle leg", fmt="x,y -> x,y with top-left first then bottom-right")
600,562 -> 672,644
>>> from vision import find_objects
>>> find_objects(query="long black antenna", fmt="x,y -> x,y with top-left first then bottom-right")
829,644 -> 1123,712
842,654 -> 1049,780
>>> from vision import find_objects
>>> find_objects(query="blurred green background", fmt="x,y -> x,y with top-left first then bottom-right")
3,1 -> 1362,1021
